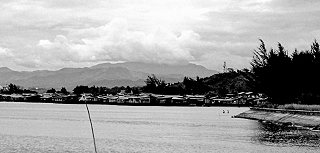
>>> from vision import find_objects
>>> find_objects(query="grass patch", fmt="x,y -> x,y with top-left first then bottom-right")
278,104 -> 320,111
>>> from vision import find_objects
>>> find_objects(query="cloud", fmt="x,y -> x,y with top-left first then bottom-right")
37,18 -> 205,65
197,0 -> 320,57
0,47 -> 16,68
0,46 -> 42,69
37,40 -> 52,49
0,47 -> 15,67
0,46 -> 10,55
267,0 -> 320,12
2,0 -> 320,71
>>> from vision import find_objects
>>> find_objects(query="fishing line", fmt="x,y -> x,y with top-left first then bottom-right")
81,95 -> 98,153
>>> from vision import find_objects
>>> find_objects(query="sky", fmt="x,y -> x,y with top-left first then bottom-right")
0,0 -> 320,71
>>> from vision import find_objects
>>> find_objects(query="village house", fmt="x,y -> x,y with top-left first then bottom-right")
117,96 -> 129,103
9,94 -> 25,101
171,96 -> 186,105
97,95 -> 109,103
140,95 -> 151,104
151,95 -> 173,105
108,96 -> 118,104
128,96 -> 140,104
186,95 -> 205,106
65,94 -> 79,103
23,93 -> 40,102
40,93 -> 53,102
210,98 -> 237,105
238,92 -> 259,105
0,89 -> 268,106
52,94 -> 68,102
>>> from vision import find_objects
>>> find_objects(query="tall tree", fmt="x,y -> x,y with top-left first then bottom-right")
251,39 -> 320,104
251,40 -> 293,104
73,85 -> 89,95
144,75 -> 166,94
2,83 -> 23,94
59,87 -> 69,94
46,88 -> 56,93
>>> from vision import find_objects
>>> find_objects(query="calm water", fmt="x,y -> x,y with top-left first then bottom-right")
0,102 -> 319,153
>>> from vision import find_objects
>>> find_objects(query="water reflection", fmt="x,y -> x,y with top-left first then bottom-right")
253,122 -> 320,147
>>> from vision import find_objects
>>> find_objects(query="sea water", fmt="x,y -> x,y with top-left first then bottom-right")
0,102 -> 319,153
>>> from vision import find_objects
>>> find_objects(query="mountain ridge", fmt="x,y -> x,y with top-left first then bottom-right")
91,62 -> 217,78
0,62 -> 218,90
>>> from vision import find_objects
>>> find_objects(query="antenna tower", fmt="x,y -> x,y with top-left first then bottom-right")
223,61 -> 227,73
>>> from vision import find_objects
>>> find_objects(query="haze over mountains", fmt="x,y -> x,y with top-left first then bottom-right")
0,62 -> 218,90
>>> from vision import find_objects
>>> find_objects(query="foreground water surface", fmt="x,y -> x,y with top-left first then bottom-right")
0,102 -> 319,153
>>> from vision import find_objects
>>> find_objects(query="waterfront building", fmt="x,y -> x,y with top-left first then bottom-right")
23,93 -> 40,102
186,95 -> 205,106
66,94 -> 79,103
150,95 -> 173,105
40,93 -> 53,102
108,96 -> 118,104
9,94 -> 25,101
140,95 -> 151,104
128,96 -> 140,104
117,96 -> 129,104
97,95 -> 109,103
171,96 -> 186,105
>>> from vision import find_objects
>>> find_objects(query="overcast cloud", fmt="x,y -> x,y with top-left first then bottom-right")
0,0 -> 320,71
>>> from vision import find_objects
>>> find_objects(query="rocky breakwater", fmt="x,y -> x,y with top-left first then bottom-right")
234,107 -> 320,130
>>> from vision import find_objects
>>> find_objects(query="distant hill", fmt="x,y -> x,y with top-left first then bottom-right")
0,67 -> 14,73
86,79 -> 146,88
0,67 -> 137,90
91,62 -> 217,78
203,70 -> 256,94
0,62 -> 217,90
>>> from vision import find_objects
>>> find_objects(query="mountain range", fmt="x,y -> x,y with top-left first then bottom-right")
0,62 -> 218,90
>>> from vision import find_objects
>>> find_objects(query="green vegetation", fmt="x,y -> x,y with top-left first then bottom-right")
278,104 -> 320,111
251,39 -> 320,105
72,85 -> 141,96
0,83 -> 36,94
142,70 -> 255,96
203,69 -> 255,96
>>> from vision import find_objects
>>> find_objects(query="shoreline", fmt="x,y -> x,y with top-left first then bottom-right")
0,101 -> 251,107
234,107 -> 320,130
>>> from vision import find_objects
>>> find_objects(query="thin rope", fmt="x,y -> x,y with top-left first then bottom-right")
85,101 -> 98,153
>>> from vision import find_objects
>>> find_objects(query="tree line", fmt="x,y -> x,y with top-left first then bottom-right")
143,70 -> 255,97
0,83 -> 141,96
0,83 -> 37,94
72,85 -> 140,96
251,39 -> 320,105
